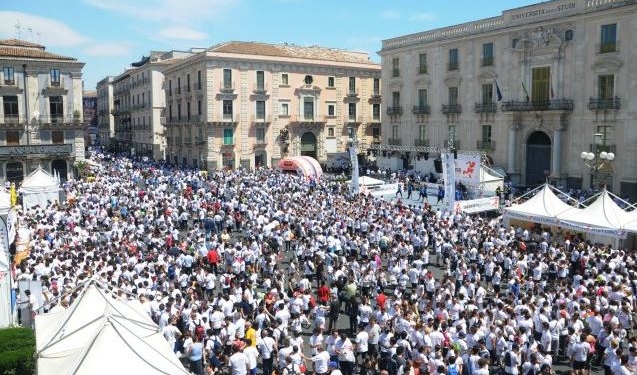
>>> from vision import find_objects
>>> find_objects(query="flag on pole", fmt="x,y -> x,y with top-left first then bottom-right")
495,80 -> 503,101
522,81 -> 530,103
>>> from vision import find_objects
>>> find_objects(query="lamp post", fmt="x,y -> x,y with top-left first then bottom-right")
580,133 -> 614,189
347,126 -> 360,195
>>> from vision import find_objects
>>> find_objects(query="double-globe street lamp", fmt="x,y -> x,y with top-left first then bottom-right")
580,133 -> 614,188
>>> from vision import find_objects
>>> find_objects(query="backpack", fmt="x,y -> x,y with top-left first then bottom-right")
504,351 -> 512,367
448,364 -> 459,375
388,354 -> 399,375
167,265 -> 176,280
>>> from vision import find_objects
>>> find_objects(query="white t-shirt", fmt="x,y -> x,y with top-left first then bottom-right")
229,352 -> 249,375
312,351 -> 330,374
355,331 -> 369,353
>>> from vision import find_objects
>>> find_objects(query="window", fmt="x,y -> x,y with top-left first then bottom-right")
223,69 -> 232,89
6,131 -> 19,146
598,75 -> 614,99
565,30 -> 574,41
391,58 -> 400,77
373,78 -> 380,96
600,23 -> 617,53
512,38 -> 519,49
168,80 -> 172,96
177,103 -> 182,120
482,125 -> 492,142
531,67 -> 550,105
197,100 -> 202,116
2,95 -> 18,120
256,71 -> 265,91
348,77 -> 356,95
197,70 -> 202,90
348,103 -> 356,121
281,103 -> 289,116
52,130 -> 64,144
50,96 -> 64,121
392,92 -> 400,107
177,77 -> 182,94
3,67 -> 14,85
418,89 -> 428,107
327,77 -> 335,88
448,87 -> 458,105
481,84 -> 493,104
186,74 -> 191,91
392,125 -> 399,139
482,43 -> 494,66
372,104 -> 380,121
448,48 -> 459,71
327,127 -> 335,137
418,125 -> 427,141
256,101 -> 266,119
223,128 -> 233,145
222,100 -> 233,119
372,127 -> 380,142
256,127 -> 265,143
281,73 -> 289,86
327,104 -> 335,117
50,69 -> 60,86
596,125 -> 613,147
418,53 -> 427,74
303,98 -> 314,120
187,102 -> 191,121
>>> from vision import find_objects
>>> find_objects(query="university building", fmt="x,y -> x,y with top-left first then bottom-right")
379,0 -> 637,198
0,39 -> 86,183
162,41 -> 381,170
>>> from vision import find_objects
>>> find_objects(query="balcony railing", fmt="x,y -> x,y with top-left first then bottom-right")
442,104 -> 462,114
591,143 -> 616,153
194,82 -> 203,91
388,138 -> 402,145
0,114 -> 20,125
346,88 -> 359,97
474,103 -> 497,113
2,79 -> 15,86
251,115 -> 272,123
253,84 -> 268,94
418,66 -> 428,75
444,139 -> 461,149
477,140 -> 495,151
415,139 -> 429,147
220,82 -> 235,93
588,97 -> 620,111
182,85 -> 192,93
391,69 -> 400,77
386,106 -> 402,115
344,116 -> 363,124
40,115 -> 76,125
598,41 -> 618,54
370,91 -> 381,98
290,115 -> 326,124
210,114 -> 239,123
447,61 -> 459,71
501,99 -> 573,112
372,136 -> 381,143
412,105 -> 431,115
480,57 -> 494,67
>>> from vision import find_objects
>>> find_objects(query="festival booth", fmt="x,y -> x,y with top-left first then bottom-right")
35,280 -> 189,375
0,235 -> 11,328
20,167 -> 61,210
0,189 -> 10,217
276,156 -> 323,179
503,184 -> 575,226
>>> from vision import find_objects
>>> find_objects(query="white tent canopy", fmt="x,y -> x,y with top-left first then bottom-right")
347,176 -> 385,186
503,184 -> 575,225
479,166 -> 504,196
35,281 -> 189,375
21,167 -> 61,210
0,189 -> 10,216
557,190 -> 632,238
0,226 -> 11,328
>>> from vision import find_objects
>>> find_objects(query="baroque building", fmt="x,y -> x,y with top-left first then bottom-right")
379,0 -> 637,198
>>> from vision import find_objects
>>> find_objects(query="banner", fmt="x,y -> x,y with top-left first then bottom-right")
454,196 -> 500,214
454,154 -> 481,185
442,153 -> 455,212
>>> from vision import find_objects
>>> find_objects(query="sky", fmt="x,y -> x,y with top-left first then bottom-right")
0,0 -> 538,90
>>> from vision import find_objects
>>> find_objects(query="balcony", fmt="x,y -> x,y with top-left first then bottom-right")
418,66 -> 428,75
474,103 -> 497,113
447,61 -> 459,71
0,143 -> 73,157
0,114 -> 21,126
444,139 -> 461,149
391,69 -> 400,77
591,143 -> 616,154
0,79 -> 21,95
290,115 -> 326,125
442,104 -> 462,114
414,139 -> 429,147
253,84 -> 268,94
211,114 -> 239,124
598,41 -> 618,54
42,78 -> 67,95
372,136 -> 381,143
346,88 -> 359,97
182,85 -> 192,94
501,99 -> 573,112
220,82 -> 235,93
344,116 -> 363,124
388,138 -> 401,145
251,115 -> 272,124
412,105 -> 431,115
386,106 -> 402,115
588,97 -> 620,111
480,57 -> 494,67
194,82 -> 203,92
477,140 -> 496,151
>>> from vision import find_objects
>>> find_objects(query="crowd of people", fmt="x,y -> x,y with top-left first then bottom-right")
11,150 -> 637,375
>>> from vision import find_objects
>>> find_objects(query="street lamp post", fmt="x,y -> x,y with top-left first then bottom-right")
580,133 -> 614,189
347,126 -> 360,194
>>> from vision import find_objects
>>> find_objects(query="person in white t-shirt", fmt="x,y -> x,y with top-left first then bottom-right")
229,342 -> 249,375
309,344 -> 331,375
355,325 -> 369,363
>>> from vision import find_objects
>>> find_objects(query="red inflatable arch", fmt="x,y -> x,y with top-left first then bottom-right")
276,156 -> 323,179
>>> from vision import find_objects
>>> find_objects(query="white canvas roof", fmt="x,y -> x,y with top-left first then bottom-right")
558,190 -> 635,231
0,189 -> 10,216
35,282 -> 189,375
503,184 -> 574,224
347,176 -> 385,186
21,166 -> 58,190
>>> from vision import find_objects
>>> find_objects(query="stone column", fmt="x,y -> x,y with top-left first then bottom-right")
507,125 -> 518,173
551,128 -> 562,179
